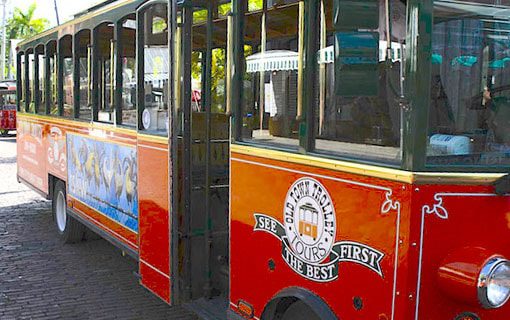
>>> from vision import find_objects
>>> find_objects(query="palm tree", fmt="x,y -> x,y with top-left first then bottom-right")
8,3 -> 49,40
5,3 -> 49,78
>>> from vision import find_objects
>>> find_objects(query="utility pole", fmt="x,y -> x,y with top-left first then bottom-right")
53,0 -> 60,26
0,0 -> 7,80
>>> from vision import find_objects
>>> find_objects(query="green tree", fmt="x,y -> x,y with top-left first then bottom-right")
8,3 -> 49,40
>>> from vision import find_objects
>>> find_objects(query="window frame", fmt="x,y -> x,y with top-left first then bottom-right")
58,34 -> 74,118
116,14 -> 138,128
45,40 -> 58,116
73,29 -> 92,121
92,22 -> 116,125
25,49 -> 33,113
136,0 -> 170,136
16,52 -> 24,113
419,0 -> 510,173
231,0 -> 425,171
35,44 -> 46,115
234,0 -> 304,153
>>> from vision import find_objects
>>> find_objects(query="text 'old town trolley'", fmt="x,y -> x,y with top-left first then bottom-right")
15,0 -> 510,319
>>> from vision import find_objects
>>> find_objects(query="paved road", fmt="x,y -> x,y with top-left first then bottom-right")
0,134 -> 197,319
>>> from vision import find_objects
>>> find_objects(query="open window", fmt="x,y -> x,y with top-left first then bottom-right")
27,48 -> 35,113
119,14 -> 137,127
427,0 -> 510,167
35,44 -> 45,114
17,52 -> 25,112
311,0 -> 406,164
137,3 -> 169,135
240,0 -> 302,149
46,41 -> 58,115
59,35 -> 74,117
94,23 -> 115,123
76,29 -> 92,120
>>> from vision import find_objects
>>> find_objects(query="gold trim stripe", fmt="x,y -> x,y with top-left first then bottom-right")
136,134 -> 169,145
231,144 -> 505,185
17,113 -> 137,136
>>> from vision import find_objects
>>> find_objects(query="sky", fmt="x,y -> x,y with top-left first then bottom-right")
10,0 -> 104,27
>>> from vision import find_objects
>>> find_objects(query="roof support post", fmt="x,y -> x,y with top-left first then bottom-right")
301,0 -> 319,153
73,34 -> 80,119
231,0 -> 246,141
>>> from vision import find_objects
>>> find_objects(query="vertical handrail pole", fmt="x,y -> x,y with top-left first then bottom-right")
168,0 -> 179,305
181,1 -> 193,301
318,0 -> 326,136
45,45 -> 51,114
203,0 -> 214,299
296,1 -> 305,122
259,4 -> 266,133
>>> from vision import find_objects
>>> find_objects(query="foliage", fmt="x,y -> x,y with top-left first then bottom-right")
248,0 -> 264,11
7,3 -> 49,40
191,49 -> 227,113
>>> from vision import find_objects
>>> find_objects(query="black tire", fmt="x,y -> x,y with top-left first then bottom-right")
52,181 -> 85,243
280,301 -> 321,320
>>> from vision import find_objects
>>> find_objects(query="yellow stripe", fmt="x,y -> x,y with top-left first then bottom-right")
67,131 -> 135,148
17,113 -> 137,136
231,144 -> 505,185
137,133 -> 169,145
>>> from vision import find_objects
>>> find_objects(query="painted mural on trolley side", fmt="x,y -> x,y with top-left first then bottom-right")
67,133 -> 138,232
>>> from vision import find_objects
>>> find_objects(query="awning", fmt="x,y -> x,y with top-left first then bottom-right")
246,50 -> 299,73
318,46 -> 335,64
246,47 -> 334,73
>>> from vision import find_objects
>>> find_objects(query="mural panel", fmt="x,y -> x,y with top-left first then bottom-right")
67,134 -> 138,232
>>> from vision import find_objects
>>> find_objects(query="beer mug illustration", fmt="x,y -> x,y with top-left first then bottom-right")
298,203 -> 319,241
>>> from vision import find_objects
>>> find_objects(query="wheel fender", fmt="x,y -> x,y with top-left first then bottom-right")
261,287 -> 338,320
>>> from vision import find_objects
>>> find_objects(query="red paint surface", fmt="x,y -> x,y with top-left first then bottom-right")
230,151 -> 409,319
437,247 -> 497,306
414,185 -> 510,319
17,117 -> 48,193
138,140 -> 171,304
140,261 -> 170,303
71,196 -> 138,251
0,109 -> 16,131
230,151 -> 510,319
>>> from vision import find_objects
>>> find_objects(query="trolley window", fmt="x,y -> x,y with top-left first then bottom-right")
240,0 -> 302,150
312,0 -> 406,164
119,15 -> 137,127
36,45 -> 45,114
139,3 -> 169,136
47,41 -> 58,115
28,50 -> 35,113
427,0 -> 510,167
76,29 -> 92,120
18,53 -> 25,112
95,23 -> 115,124
60,35 -> 74,118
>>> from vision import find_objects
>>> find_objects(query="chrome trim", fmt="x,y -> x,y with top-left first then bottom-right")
478,257 -> 510,309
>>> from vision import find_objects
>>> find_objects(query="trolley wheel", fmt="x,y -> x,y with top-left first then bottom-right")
280,301 -> 321,320
0,130 -> 8,136
52,181 -> 85,243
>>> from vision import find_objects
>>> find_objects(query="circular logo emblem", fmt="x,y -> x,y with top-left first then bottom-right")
284,178 -> 336,264
142,109 -> 151,130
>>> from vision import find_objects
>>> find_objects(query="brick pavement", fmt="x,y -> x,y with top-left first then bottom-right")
0,134 -> 198,320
